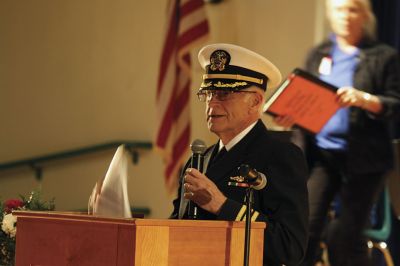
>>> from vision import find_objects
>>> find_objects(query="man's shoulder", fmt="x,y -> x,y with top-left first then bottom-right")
265,130 -> 293,143
253,129 -> 303,155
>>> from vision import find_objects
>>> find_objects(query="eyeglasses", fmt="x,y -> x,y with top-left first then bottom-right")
196,90 -> 257,102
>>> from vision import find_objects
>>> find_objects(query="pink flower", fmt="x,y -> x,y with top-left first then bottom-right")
3,199 -> 24,214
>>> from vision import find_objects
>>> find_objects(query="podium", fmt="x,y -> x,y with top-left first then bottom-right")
14,211 -> 265,265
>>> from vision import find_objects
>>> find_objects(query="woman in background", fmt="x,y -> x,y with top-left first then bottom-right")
275,0 -> 400,265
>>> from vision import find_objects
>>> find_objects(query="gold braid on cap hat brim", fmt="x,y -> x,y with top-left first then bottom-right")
201,81 -> 249,88
203,74 -> 264,85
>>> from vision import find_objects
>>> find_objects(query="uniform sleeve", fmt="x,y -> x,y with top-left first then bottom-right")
169,159 -> 192,219
217,144 -> 309,266
169,183 -> 182,219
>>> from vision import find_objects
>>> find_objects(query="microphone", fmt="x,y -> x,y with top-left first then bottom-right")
188,139 -> 207,219
238,164 -> 267,190
190,139 -> 207,173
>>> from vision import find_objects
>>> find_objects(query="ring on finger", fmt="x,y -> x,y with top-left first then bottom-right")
185,183 -> 191,192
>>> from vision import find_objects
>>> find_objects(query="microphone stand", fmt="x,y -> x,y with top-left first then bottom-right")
244,186 -> 254,266
188,201 -> 198,219
233,164 -> 266,265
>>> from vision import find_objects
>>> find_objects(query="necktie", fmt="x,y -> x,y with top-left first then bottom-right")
212,147 -> 227,163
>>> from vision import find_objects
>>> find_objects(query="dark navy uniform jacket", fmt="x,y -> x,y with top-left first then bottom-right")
171,120 -> 309,266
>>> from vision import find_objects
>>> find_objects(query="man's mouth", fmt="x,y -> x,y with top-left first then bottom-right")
208,114 -> 224,120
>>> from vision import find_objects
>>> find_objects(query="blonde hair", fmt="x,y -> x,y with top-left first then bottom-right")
326,0 -> 377,40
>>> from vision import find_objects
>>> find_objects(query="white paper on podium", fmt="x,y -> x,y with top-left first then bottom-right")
88,145 -> 132,218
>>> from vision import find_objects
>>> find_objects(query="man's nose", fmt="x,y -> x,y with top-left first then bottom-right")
206,97 -> 222,109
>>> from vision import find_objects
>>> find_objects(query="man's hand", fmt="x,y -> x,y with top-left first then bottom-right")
183,168 -> 227,215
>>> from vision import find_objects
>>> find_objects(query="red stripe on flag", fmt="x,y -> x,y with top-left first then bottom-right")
156,77 -> 190,156
174,84 -> 190,119
165,124 -> 191,181
178,21 -> 210,50
181,0 -> 204,16
155,0 -> 209,192
155,82 -> 178,148
157,1 -> 179,97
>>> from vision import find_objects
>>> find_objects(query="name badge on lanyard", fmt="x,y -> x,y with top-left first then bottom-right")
318,56 -> 332,75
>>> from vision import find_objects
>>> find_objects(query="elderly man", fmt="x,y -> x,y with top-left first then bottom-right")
170,43 -> 309,266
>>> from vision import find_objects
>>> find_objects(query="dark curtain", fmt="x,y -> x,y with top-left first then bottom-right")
371,2 -> 400,266
371,0 -> 400,52
372,0 -> 400,138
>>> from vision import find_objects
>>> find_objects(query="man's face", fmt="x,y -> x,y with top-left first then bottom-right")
328,0 -> 367,39
203,88 -> 261,143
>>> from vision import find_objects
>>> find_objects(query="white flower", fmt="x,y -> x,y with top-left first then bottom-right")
1,213 -> 17,238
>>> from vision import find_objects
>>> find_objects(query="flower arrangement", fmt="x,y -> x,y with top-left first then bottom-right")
1,190 -> 55,265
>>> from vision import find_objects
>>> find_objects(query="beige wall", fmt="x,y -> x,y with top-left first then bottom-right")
0,0 -> 322,218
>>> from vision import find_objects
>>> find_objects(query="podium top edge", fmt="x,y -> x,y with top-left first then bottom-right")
12,211 -> 266,229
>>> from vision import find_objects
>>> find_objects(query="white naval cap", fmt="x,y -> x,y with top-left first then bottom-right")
198,43 -> 282,91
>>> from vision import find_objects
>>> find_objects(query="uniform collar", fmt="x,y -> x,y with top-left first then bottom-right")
218,120 -> 258,152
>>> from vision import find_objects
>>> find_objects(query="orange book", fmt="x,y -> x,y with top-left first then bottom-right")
263,68 -> 340,134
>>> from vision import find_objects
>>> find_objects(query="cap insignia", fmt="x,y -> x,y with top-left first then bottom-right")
210,50 -> 230,72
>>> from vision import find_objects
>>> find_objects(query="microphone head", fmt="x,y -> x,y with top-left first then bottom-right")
253,172 -> 267,190
238,164 -> 267,190
190,139 -> 207,154
239,164 -> 258,180
238,164 -> 250,177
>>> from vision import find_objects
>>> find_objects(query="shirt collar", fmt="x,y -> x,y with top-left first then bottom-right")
218,121 -> 258,151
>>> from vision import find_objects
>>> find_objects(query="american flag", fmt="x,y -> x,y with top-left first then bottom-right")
155,0 -> 209,192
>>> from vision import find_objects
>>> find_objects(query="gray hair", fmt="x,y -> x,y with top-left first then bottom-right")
326,0 -> 377,40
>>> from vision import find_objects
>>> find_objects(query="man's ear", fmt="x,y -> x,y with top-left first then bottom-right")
251,92 -> 263,108
248,92 -> 263,115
